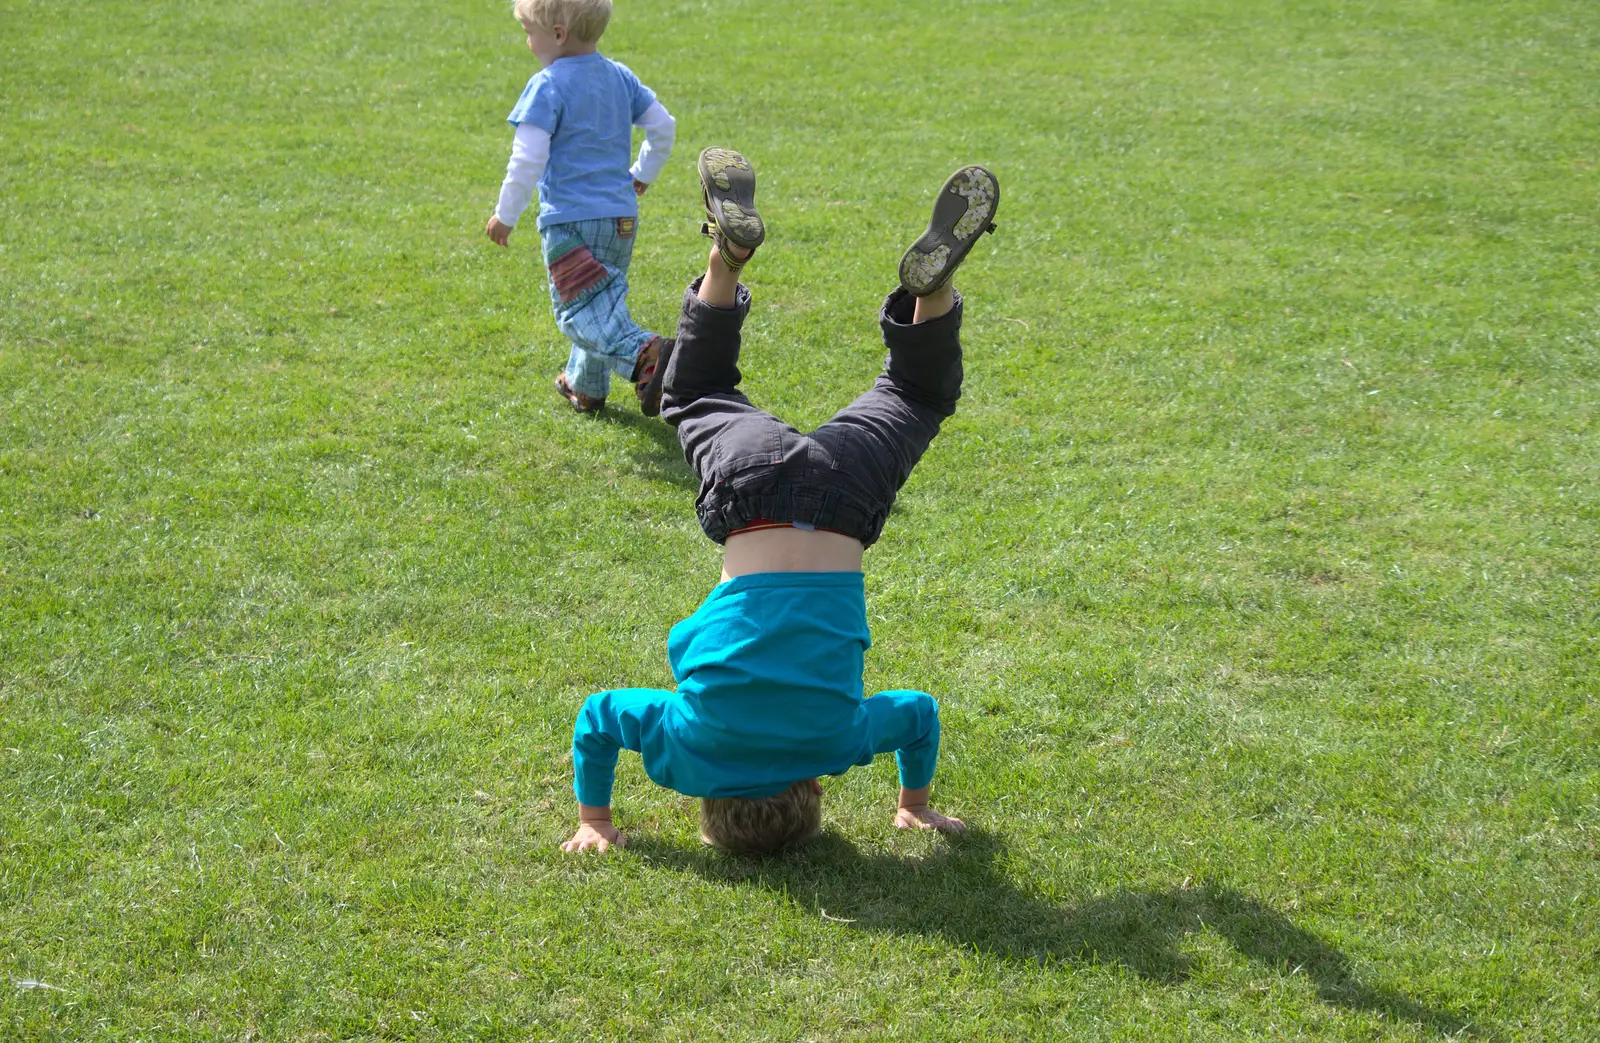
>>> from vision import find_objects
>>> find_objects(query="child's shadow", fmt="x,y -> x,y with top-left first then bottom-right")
632,827 -> 1482,1038
599,409 -> 697,492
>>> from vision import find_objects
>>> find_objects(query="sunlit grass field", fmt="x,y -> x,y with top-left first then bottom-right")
2,0 -> 1596,1038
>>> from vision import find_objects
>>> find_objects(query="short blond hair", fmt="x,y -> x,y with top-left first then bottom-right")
700,781 -> 822,856
514,0 -> 612,43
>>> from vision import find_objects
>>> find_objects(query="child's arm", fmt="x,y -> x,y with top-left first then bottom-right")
563,689 -> 670,853
628,101 -> 675,196
486,122 -> 551,245
865,691 -> 966,835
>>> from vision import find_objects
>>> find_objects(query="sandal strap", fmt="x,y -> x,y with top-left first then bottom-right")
701,219 -> 753,271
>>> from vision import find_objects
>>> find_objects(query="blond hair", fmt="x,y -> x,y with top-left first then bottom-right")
513,0 -> 612,43
700,781 -> 822,856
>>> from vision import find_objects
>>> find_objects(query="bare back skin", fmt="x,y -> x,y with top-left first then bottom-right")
721,527 -> 865,580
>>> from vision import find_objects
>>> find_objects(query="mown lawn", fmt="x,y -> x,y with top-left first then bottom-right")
2,0 -> 1596,1038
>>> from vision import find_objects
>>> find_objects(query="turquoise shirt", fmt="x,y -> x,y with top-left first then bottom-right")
506,53 -> 656,230
571,572 -> 941,805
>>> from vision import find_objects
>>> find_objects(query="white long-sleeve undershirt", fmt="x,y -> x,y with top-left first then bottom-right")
494,122 -> 550,229
494,100 -> 677,229
629,100 -> 676,186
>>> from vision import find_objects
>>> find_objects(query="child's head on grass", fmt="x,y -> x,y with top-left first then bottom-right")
700,780 -> 822,856
514,0 -> 612,46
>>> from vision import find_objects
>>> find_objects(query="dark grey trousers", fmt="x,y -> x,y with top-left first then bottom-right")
660,278 -> 964,548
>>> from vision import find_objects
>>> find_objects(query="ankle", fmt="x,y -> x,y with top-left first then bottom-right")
698,250 -> 740,306
912,283 -> 955,324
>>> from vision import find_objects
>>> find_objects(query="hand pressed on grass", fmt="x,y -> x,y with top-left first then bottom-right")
563,805 -> 626,853
895,785 -> 965,835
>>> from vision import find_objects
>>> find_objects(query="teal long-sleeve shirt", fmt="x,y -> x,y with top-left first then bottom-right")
571,571 -> 941,806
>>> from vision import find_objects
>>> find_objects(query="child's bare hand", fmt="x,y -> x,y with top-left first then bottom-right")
633,179 -> 648,196
485,215 -> 513,246
562,821 -> 626,853
895,804 -> 966,835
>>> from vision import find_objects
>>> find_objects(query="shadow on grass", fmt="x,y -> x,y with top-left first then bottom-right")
632,827 -> 1482,1038
599,407 -> 697,492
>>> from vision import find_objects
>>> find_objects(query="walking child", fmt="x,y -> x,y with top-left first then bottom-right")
563,148 -> 1000,854
485,0 -> 677,415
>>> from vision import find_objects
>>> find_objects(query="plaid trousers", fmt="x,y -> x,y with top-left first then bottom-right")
539,216 -> 661,400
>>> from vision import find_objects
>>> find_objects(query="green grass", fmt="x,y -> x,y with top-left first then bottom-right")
2,0 -> 1596,1038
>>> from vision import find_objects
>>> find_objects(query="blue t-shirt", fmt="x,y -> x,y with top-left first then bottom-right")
570,572 -> 941,805
506,53 -> 656,230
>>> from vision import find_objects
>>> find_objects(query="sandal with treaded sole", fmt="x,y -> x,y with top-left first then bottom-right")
698,147 -> 765,270
898,165 -> 999,296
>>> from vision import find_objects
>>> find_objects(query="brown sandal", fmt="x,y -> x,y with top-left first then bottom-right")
555,373 -> 605,414
632,336 -> 674,417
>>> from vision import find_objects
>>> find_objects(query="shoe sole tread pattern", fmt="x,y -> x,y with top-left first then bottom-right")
698,148 -> 765,250
899,165 -> 999,296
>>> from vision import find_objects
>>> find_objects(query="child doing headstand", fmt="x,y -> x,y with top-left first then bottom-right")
484,0 -> 676,416
563,148 -> 1000,854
